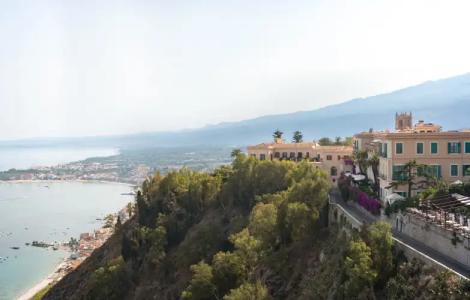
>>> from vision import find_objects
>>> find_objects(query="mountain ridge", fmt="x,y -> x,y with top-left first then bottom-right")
1,73 -> 469,148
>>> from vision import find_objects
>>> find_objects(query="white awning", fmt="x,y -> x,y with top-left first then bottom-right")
351,174 -> 366,181
386,193 -> 405,204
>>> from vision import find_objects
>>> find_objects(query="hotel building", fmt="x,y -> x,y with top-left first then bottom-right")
354,113 -> 470,200
247,138 -> 353,184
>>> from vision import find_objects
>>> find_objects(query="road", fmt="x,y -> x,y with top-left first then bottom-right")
329,189 -> 470,279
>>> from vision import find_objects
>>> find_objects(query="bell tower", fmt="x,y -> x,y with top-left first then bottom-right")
395,112 -> 412,131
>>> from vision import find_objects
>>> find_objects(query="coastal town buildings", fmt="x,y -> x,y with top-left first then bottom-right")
247,139 -> 353,184
354,113 -> 470,201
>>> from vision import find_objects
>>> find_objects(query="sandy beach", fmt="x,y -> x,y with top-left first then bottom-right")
17,261 -> 66,300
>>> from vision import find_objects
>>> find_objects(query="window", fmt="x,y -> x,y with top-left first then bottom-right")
297,152 -> 303,159
396,143 -> 403,154
431,142 -> 438,154
382,143 -> 388,158
282,152 -> 288,158
392,165 -> 407,181
274,152 -> 280,158
337,155 -> 341,161
259,154 -> 266,161
330,167 -> 338,176
416,142 -> 424,154
289,152 -> 295,158
451,165 -> 459,177
463,165 -> 470,176
426,165 -> 442,178
306,152 -> 310,158
326,155 -> 332,161
465,142 -> 470,154
448,142 -> 461,154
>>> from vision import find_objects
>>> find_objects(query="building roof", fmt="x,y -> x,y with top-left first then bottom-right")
425,193 -> 470,211
247,142 -> 352,153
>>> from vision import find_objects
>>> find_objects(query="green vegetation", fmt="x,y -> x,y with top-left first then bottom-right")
318,136 -> 352,146
43,154 -> 469,300
31,284 -> 53,300
292,130 -> 303,143
273,129 -> 283,140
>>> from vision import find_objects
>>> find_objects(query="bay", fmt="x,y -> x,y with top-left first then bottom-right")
0,181 -> 134,300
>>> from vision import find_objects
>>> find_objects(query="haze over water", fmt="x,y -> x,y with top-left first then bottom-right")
0,146 -> 118,172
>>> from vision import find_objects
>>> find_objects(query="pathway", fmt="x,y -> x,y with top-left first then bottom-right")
329,189 -> 470,279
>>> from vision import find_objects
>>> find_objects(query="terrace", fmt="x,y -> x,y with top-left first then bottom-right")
406,193 -> 470,237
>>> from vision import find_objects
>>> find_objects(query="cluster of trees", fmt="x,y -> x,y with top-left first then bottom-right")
273,129 -> 303,143
79,151 -> 470,300
318,136 -> 353,146
181,158 -> 331,299
80,153 -> 330,299
271,129 -> 352,146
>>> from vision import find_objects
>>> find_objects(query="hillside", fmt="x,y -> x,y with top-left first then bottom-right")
43,156 -> 470,300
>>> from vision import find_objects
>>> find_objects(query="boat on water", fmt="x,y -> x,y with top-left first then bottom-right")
10,246 -> 20,250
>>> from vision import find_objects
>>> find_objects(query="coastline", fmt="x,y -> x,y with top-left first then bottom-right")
9,184 -> 134,300
17,261 -> 67,300
0,179 -> 136,187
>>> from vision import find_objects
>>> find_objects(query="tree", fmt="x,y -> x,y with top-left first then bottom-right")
335,136 -> 342,145
273,129 -> 283,141
388,160 -> 430,199
223,281 -> 269,300
365,222 -> 394,285
292,131 -> 303,143
284,202 -> 314,241
231,149 -> 242,158
248,202 -> 278,247
212,251 -> 246,296
126,202 -> 134,218
182,261 -> 217,300
344,240 -> 377,298
229,229 -> 262,275
318,137 -> 332,146
353,149 -> 369,178
89,257 -> 130,300
104,214 -> 115,228
368,153 -> 380,192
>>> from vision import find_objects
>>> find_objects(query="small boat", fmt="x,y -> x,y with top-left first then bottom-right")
10,246 -> 20,250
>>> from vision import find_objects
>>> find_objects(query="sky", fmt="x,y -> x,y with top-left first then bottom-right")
1,0 -> 470,140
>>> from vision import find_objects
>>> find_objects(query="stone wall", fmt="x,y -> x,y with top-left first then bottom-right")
389,212 -> 470,267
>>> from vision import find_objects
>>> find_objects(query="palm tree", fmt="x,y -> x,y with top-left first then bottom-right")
273,129 -> 283,141
353,149 -> 369,179
292,131 -> 303,143
368,153 -> 380,192
335,136 -> 342,145
231,148 -> 242,158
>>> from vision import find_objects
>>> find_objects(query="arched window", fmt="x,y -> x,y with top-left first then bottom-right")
330,166 -> 338,176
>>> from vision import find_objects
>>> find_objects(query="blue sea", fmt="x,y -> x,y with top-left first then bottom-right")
0,144 -> 133,300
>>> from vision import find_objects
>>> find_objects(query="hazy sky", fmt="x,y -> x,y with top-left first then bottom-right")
1,0 -> 470,140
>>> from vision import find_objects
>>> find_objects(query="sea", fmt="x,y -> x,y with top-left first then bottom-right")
0,147 -> 133,300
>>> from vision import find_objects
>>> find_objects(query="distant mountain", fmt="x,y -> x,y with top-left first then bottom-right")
2,73 -> 470,149
117,72 -> 470,147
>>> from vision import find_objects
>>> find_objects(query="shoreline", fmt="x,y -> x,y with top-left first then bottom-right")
17,260 -> 67,300
0,179 -> 136,187
12,188 -> 134,300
